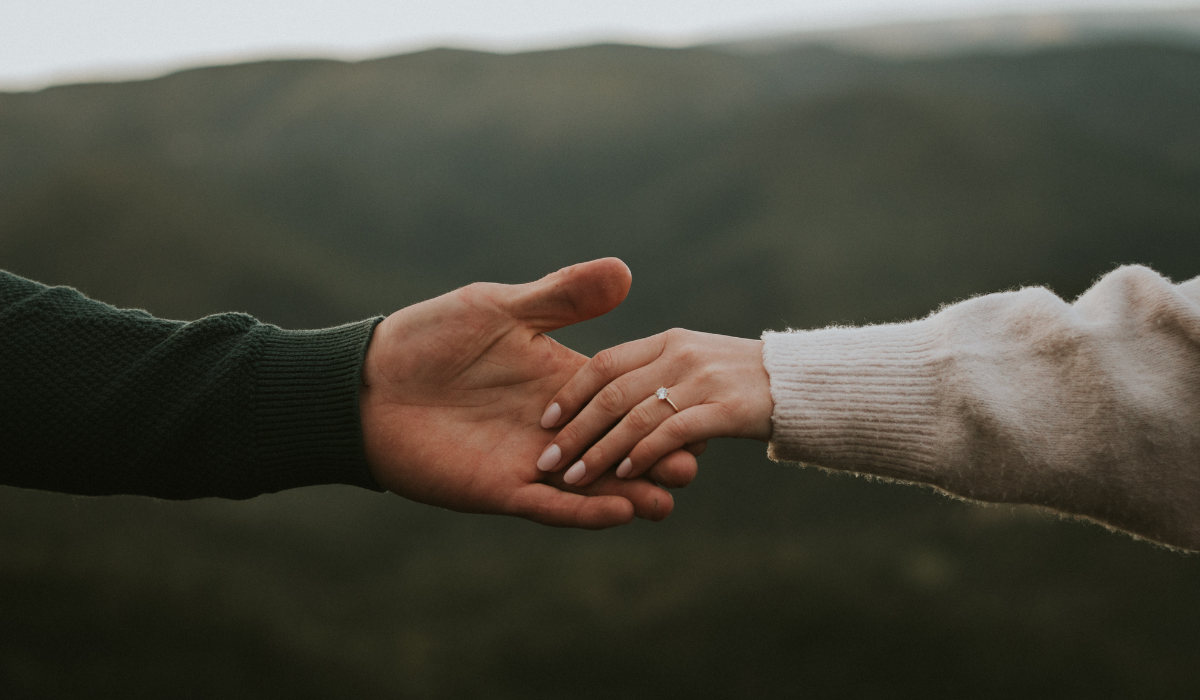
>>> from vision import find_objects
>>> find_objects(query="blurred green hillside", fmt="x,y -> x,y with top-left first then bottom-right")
2,39 -> 1200,699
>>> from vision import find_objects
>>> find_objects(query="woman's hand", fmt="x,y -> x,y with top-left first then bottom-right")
535,329 -> 774,488
361,259 -> 694,529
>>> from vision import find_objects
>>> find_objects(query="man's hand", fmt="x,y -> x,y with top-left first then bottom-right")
359,259 -> 699,529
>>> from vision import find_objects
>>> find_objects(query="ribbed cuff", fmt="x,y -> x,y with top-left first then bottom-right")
251,317 -> 385,492
762,320 -> 946,484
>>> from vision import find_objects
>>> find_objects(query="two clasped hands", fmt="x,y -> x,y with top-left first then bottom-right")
3,254 -> 1192,546
356,255 -> 1200,549
359,257 -> 770,529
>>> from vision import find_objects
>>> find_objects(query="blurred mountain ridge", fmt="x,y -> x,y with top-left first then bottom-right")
3,39 -> 1199,338
726,6 -> 1200,56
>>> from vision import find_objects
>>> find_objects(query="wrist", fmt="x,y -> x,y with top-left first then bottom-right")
251,317 -> 385,492
745,339 -> 774,441
358,320 -> 398,492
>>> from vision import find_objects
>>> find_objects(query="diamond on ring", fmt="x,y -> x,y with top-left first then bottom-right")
655,387 -> 680,412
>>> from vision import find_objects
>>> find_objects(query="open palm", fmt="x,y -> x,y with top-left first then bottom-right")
359,259 -> 694,528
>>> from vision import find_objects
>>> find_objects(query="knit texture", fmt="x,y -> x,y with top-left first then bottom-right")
0,271 -> 383,499
763,265 -> 1200,550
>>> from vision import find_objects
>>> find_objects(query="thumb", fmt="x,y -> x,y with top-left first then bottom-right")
504,258 -> 632,332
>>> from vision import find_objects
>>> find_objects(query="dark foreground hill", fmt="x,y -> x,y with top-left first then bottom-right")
1,40 -> 1199,698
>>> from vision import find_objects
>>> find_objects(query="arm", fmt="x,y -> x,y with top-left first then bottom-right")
0,269 -> 379,499
0,261 -> 693,528
542,265 -> 1200,549
765,265 -> 1200,549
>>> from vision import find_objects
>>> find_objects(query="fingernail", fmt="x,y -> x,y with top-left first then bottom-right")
616,458 -> 633,478
537,444 -> 561,472
563,461 -> 586,485
540,403 -> 562,429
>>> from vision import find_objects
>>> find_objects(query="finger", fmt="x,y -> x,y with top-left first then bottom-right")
572,473 -> 676,521
543,464 -> 675,521
507,484 -> 635,529
625,404 -> 731,480
547,366 -> 674,481
504,258 -> 632,333
564,388 -> 680,487
684,441 -> 708,457
644,449 -> 699,489
539,334 -> 667,430
535,470 -> 676,522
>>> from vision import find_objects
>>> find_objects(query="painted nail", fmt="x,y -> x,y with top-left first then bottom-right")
540,403 -> 562,429
563,461 -> 586,485
536,444 -> 561,472
616,458 -> 633,478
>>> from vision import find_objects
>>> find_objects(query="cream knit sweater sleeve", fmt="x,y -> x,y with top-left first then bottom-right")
762,265 -> 1200,550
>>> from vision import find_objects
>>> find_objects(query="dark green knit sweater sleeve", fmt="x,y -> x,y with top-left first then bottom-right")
0,270 -> 384,499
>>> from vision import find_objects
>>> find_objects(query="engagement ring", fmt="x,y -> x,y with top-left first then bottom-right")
655,387 -> 680,413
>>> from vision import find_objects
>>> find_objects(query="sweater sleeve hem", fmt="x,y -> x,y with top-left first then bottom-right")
250,317 -> 385,493
762,320 -> 947,486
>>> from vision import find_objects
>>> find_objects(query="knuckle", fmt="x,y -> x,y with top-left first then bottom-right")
663,327 -> 688,344
583,443 -> 610,468
630,440 -> 659,467
595,382 -> 628,415
591,348 -> 620,378
675,341 -> 702,365
694,365 -> 718,385
457,282 -> 503,313
624,405 -> 654,434
453,285 -> 477,308
711,401 -> 736,426
556,422 -> 586,450
663,415 -> 693,442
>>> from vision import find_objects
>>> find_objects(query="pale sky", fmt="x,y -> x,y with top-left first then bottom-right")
1,0 -> 1192,89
